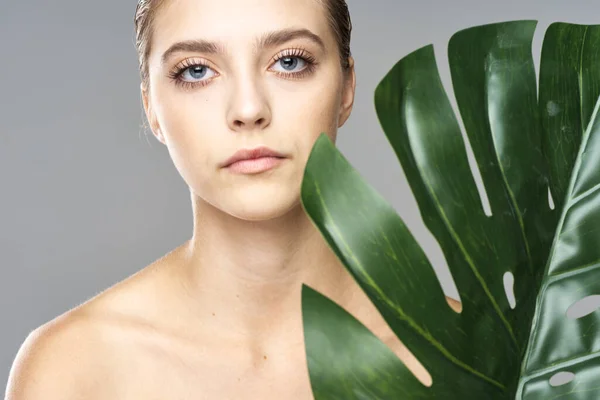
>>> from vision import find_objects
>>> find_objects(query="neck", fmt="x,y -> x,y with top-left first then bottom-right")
172,194 -> 358,347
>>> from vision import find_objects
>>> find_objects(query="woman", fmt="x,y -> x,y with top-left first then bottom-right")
6,0 -> 461,398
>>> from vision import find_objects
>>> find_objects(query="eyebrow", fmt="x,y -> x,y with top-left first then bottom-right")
160,28 -> 326,65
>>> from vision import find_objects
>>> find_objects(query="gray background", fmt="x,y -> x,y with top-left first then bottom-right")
1,0 -> 598,389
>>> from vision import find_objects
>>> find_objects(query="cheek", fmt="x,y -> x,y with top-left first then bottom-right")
153,92 -> 222,188
281,76 -> 342,142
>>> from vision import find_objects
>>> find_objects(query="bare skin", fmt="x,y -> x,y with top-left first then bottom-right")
6,0 -> 462,398
7,243 -> 461,400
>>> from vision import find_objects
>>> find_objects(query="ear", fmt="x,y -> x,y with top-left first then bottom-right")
141,83 -> 166,145
338,56 -> 356,128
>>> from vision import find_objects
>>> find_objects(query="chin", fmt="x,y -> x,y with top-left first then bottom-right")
219,186 -> 303,222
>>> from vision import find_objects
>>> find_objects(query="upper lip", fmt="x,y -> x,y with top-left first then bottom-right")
221,146 -> 286,168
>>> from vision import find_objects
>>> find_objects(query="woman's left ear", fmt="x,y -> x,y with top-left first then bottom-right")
338,56 -> 356,128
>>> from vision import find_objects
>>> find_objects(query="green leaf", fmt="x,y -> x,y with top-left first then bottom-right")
540,24 -> 600,210
300,21 -> 600,399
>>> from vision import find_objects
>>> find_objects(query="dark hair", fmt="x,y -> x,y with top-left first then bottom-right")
134,0 -> 352,90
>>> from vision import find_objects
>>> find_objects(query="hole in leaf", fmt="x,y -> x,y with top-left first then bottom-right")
433,43 -> 491,219
446,296 -> 462,313
548,186 -> 555,210
503,271 -> 516,309
549,371 -> 575,387
566,295 -> 600,319
377,322 -> 433,387
396,345 -> 432,388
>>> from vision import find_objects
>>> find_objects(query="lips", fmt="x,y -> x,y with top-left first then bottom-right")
221,146 -> 286,168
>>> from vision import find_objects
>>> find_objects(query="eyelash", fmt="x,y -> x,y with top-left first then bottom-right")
167,47 -> 318,90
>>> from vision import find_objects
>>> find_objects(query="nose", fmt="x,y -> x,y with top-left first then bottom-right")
226,77 -> 272,132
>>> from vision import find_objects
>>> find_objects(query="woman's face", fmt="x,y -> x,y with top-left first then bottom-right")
142,0 -> 355,221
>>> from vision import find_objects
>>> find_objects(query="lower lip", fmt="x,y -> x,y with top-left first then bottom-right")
225,156 -> 286,174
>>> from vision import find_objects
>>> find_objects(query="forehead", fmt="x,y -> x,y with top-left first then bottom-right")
150,0 -> 332,57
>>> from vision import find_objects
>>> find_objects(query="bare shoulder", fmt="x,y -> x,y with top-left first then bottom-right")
5,248 -> 187,400
5,310 -> 118,400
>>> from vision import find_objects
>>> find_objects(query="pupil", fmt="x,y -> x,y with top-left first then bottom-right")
281,57 -> 298,70
189,66 -> 206,79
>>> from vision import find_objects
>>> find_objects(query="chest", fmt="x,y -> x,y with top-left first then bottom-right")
110,340 -> 315,400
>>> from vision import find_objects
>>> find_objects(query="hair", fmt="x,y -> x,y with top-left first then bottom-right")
134,0 -> 352,90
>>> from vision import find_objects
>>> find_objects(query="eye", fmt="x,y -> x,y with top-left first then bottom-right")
168,59 -> 219,89
269,48 -> 317,79
179,64 -> 217,83
271,56 -> 308,73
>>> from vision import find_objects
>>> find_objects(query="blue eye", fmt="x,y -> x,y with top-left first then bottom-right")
273,56 -> 307,72
180,65 -> 216,82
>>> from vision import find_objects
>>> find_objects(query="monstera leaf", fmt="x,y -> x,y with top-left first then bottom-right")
299,21 -> 600,399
